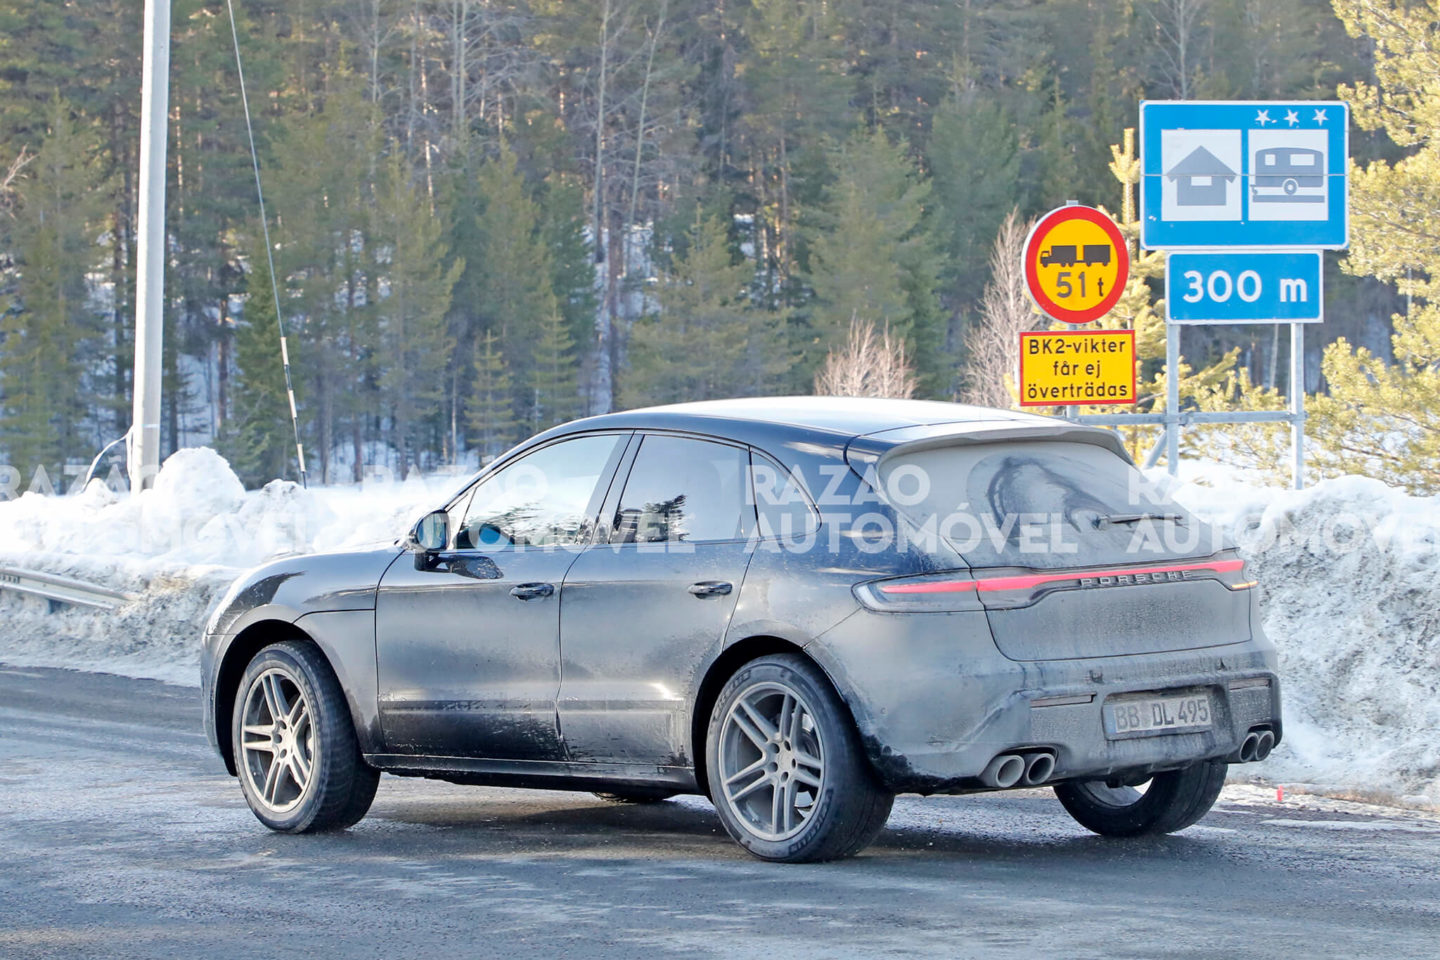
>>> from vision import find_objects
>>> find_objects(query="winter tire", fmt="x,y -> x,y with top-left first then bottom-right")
1054,760 -> 1227,837
706,654 -> 893,862
232,640 -> 379,833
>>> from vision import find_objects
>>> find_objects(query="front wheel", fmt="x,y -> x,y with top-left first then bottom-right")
706,654 -> 893,862
1054,760 -> 1226,837
232,640 -> 379,833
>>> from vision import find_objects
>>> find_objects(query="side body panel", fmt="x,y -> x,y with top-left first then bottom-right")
559,540 -> 752,765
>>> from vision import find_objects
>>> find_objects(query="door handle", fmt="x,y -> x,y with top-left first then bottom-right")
509,582 -> 555,601
688,580 -> 733,598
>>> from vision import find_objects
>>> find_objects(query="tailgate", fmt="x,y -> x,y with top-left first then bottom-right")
968,556 -> 1253,660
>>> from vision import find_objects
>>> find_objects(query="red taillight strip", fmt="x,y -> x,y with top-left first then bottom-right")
879,559 -> 1245,595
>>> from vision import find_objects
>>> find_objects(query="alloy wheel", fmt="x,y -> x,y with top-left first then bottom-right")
239,667 -> 315,815
716,681 -> 826,842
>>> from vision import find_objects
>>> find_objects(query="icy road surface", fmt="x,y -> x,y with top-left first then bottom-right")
2,665 -> 1438,960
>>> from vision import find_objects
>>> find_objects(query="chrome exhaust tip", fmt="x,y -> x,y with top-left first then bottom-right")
1253,730 -> 1275,761
980,754 -> 1026,789
1022,752 -> 1056,786
1239,733 -> 1260,763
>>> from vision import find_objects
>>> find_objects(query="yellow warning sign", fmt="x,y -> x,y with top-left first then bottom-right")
1023,206 -> 1129,324
1018,330 -> 1136,407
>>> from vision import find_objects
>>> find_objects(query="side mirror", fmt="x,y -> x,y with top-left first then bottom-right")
411,510 -> 449,553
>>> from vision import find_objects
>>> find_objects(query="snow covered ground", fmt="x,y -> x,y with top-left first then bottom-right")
0,448 -> 457,684
1,446 -> 1436,805
1163,462 -> 1440,806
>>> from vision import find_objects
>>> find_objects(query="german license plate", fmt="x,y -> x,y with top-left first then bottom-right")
1104,692 -> 1213,738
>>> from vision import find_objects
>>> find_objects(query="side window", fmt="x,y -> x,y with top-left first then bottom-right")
455,435 -> 622,549
611,436 -> 750,544
751,451 -> 819,539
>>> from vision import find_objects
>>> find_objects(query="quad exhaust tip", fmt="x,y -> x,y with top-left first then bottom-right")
1238,728 -> 1276,763
980,754 -> 1026,789
980,751 -> 1057,788
1022,752 -> 1056,786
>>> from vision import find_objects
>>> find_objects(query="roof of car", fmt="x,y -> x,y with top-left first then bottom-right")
495,396 -> 1129,478
569,396 -> 1058,440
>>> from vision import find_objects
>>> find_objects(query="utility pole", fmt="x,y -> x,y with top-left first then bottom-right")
129,0 -> 171,491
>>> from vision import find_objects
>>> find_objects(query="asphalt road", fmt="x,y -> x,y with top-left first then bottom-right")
2,665 -> 1438,960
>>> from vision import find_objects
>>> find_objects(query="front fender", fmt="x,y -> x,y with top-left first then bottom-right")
201,547 -> 403,772
206,547 -> 402,637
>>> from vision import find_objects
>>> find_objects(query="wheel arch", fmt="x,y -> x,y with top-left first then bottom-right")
214,620 -> 319,776
690,635 -> 860,800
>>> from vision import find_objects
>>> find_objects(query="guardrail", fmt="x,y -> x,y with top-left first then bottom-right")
0,566 -> 136,611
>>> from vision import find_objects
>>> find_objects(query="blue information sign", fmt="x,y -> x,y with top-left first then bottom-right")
1166,251 -> 1323,324
1140,101 -> 1348,250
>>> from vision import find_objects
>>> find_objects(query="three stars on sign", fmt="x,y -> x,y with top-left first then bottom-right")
1255,107 -> 1329,127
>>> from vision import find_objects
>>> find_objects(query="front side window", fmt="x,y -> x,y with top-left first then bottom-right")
611,436 -> 750,544
456,434 -> 622,549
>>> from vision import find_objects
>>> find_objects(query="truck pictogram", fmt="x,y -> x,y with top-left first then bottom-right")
1040,244 -> 1112,268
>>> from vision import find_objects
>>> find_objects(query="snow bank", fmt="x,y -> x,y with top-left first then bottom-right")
1,447 -> 1436,805
0,448 -> 457,684
1165,469 -> 1440,806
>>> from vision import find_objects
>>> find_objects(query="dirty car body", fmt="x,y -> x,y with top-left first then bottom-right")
202,398 -> 1281,856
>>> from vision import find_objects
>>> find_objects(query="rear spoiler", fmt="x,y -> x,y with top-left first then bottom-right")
844,418 -> 1133,472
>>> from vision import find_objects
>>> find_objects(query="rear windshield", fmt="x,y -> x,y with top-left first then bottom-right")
876,440 -> 1225,569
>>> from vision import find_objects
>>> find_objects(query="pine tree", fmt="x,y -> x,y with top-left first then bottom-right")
1034,75 -> 1083,208
266,82 -> 382,483
1307,0 -> 1440,492
928,95 -> 1022,319
467,330 -> 517,460
740,0 -> 855,290
374,152 -> 463,474
540,174 -> 600,361
471,142 -> 564,427
0,96 -> 111,477
220,257 -> 295,487
529,306 -> 580,430
625,212 -> 755,406
806,129 -> 944,391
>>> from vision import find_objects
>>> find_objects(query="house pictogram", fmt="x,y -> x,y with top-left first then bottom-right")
1166,146 -> 1237,207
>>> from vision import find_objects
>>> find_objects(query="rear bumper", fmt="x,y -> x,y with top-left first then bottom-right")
805,608 -> 1282,795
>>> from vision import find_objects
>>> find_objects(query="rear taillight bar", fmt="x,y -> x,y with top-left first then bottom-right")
857,558 -> 1252,613
880,559 -> 1245,595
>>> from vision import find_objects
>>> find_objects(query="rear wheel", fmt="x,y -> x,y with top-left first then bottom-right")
706,654 -> 893,862
232,640 -> 379,833
1054,760 -> 1226,837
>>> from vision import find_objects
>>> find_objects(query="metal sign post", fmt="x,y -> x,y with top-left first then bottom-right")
1291,322 -> 1305,489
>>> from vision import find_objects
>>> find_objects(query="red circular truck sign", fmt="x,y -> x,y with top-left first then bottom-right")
1023,205 -> 1129,324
